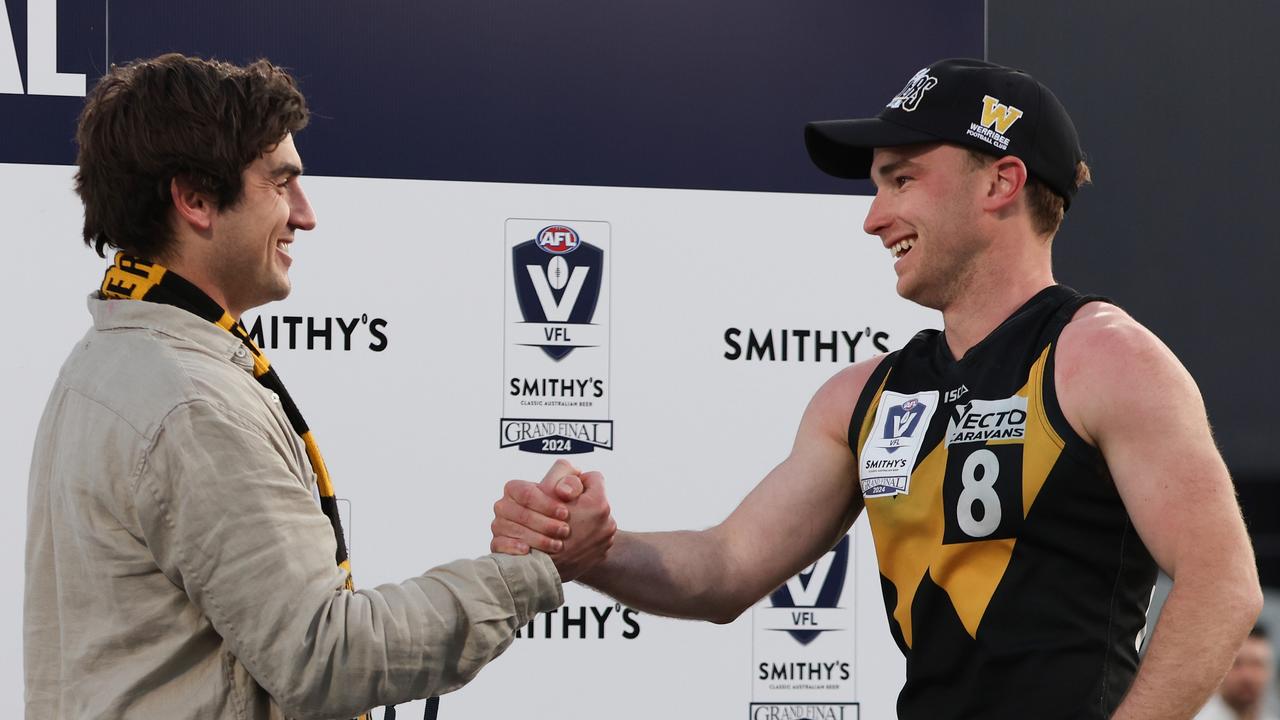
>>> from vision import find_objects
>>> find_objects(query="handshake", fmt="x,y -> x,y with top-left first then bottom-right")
490,459 -> 617,582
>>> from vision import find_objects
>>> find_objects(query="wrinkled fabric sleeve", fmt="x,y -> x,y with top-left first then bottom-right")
132,399 -> 563,720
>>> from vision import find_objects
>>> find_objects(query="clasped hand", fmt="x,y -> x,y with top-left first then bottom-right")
490,459 -> 615,582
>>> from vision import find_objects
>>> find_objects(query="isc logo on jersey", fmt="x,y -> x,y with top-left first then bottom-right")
945,395 -> 1028,446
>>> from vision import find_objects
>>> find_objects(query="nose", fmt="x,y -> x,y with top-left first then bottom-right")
289,181 -> 318,232
862,190 -> 891,238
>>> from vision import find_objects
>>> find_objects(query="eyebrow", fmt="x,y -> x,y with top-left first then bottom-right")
871,158 -> 915,187
268,162 -> 304,179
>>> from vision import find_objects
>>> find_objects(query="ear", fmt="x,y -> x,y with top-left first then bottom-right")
169,176 -> 216,232
982,156 -> 1028,213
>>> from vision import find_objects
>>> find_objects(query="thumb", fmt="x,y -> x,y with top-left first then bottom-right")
554,473 -> 585,501
539,459 -> 580,493
579,470 -> 606,496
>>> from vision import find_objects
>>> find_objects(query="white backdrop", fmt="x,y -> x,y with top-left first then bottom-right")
2,162 -> 943,718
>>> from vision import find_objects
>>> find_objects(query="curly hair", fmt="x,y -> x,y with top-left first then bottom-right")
75,53 -> 309,258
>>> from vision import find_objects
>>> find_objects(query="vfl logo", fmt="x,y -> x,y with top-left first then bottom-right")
881,398 -> 926,453
512,225 -> 603,360
886,67 -> 938,112
767,536 -> 849,646
979,95 -> 1024,134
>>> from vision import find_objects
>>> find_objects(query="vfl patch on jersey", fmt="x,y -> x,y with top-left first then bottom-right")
860,390 -> 939,498
945,394 -> 1028,446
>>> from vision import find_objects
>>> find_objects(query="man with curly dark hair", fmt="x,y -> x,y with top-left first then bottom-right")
25,54 -> 615,720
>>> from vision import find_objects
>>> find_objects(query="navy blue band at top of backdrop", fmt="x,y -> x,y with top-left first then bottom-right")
1,0 -> 982,195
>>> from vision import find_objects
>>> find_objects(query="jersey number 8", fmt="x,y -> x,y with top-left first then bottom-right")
943,444 -> 1023,544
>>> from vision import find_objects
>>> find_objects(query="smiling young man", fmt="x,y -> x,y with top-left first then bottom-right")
24,54 -> 614,719
490,58 -> 1262,718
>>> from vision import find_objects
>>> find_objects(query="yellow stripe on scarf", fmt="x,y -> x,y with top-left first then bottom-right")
100,254 -> 167,299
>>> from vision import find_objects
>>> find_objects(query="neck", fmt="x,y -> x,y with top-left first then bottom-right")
939,240 -> 1055,359
159,250 -> 242,321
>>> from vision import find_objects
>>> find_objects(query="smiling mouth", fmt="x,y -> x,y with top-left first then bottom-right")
889,238 -> 915,259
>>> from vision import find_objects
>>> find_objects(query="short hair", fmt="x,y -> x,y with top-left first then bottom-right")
964,148 -> 1091,237
75,53 -> 309,259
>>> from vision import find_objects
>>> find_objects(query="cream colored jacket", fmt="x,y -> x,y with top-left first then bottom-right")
25,297 -> 562,719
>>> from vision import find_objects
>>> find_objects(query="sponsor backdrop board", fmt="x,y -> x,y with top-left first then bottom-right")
1,1 -> 981,717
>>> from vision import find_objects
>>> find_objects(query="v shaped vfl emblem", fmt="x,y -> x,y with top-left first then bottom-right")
525,264 -> 590,322
892,411 -> 917,438
785,552 -> 836,606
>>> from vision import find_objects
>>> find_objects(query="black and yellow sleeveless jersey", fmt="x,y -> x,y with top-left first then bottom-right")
849,285 -> 1158,720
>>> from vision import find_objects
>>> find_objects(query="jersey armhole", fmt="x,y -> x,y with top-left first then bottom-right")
1041,297 -> 1111,474
846,351 -> 898,458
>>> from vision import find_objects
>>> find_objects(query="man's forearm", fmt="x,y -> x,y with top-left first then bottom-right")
579,529 -> 752,624
259,552 -> 563,718
1113,572 -> 1262,719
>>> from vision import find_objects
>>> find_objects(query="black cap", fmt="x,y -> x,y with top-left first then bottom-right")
805,58 -> 1084,208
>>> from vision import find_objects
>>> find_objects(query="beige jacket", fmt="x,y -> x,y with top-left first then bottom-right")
25,297 -> 562,719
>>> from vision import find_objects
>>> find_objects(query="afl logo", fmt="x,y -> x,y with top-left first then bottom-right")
537,225 -> 580,254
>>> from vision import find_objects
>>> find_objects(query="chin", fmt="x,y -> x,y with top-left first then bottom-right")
270,272 -> 292,298
897,277 -> 946,311
896,274 -> 926,304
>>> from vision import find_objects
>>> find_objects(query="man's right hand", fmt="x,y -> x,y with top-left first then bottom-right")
490,460 -> 615,583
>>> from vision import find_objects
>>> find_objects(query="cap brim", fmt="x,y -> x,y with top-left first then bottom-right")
805,118 -> 940,179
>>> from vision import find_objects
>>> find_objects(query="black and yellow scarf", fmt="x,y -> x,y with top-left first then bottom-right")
100,252 -> 438,720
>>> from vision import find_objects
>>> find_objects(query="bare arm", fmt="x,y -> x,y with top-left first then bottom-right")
493,356 -> 882,624
1056,305 -> 1262,720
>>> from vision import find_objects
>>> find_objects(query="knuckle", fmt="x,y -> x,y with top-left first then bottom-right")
513,483 -> 533,504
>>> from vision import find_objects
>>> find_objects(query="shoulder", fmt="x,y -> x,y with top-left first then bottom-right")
814,353 -> 890,406
802,354 -> 891,441
61,324 -> 198,428
1055,301 -> 1202,446
1057,301 -> 1189,384
64,322 -> 265,441
1058,301 -> 1161,356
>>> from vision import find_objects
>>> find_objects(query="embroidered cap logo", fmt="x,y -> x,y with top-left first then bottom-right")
979,95 -> 1024,135
886,68 -> 938,112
